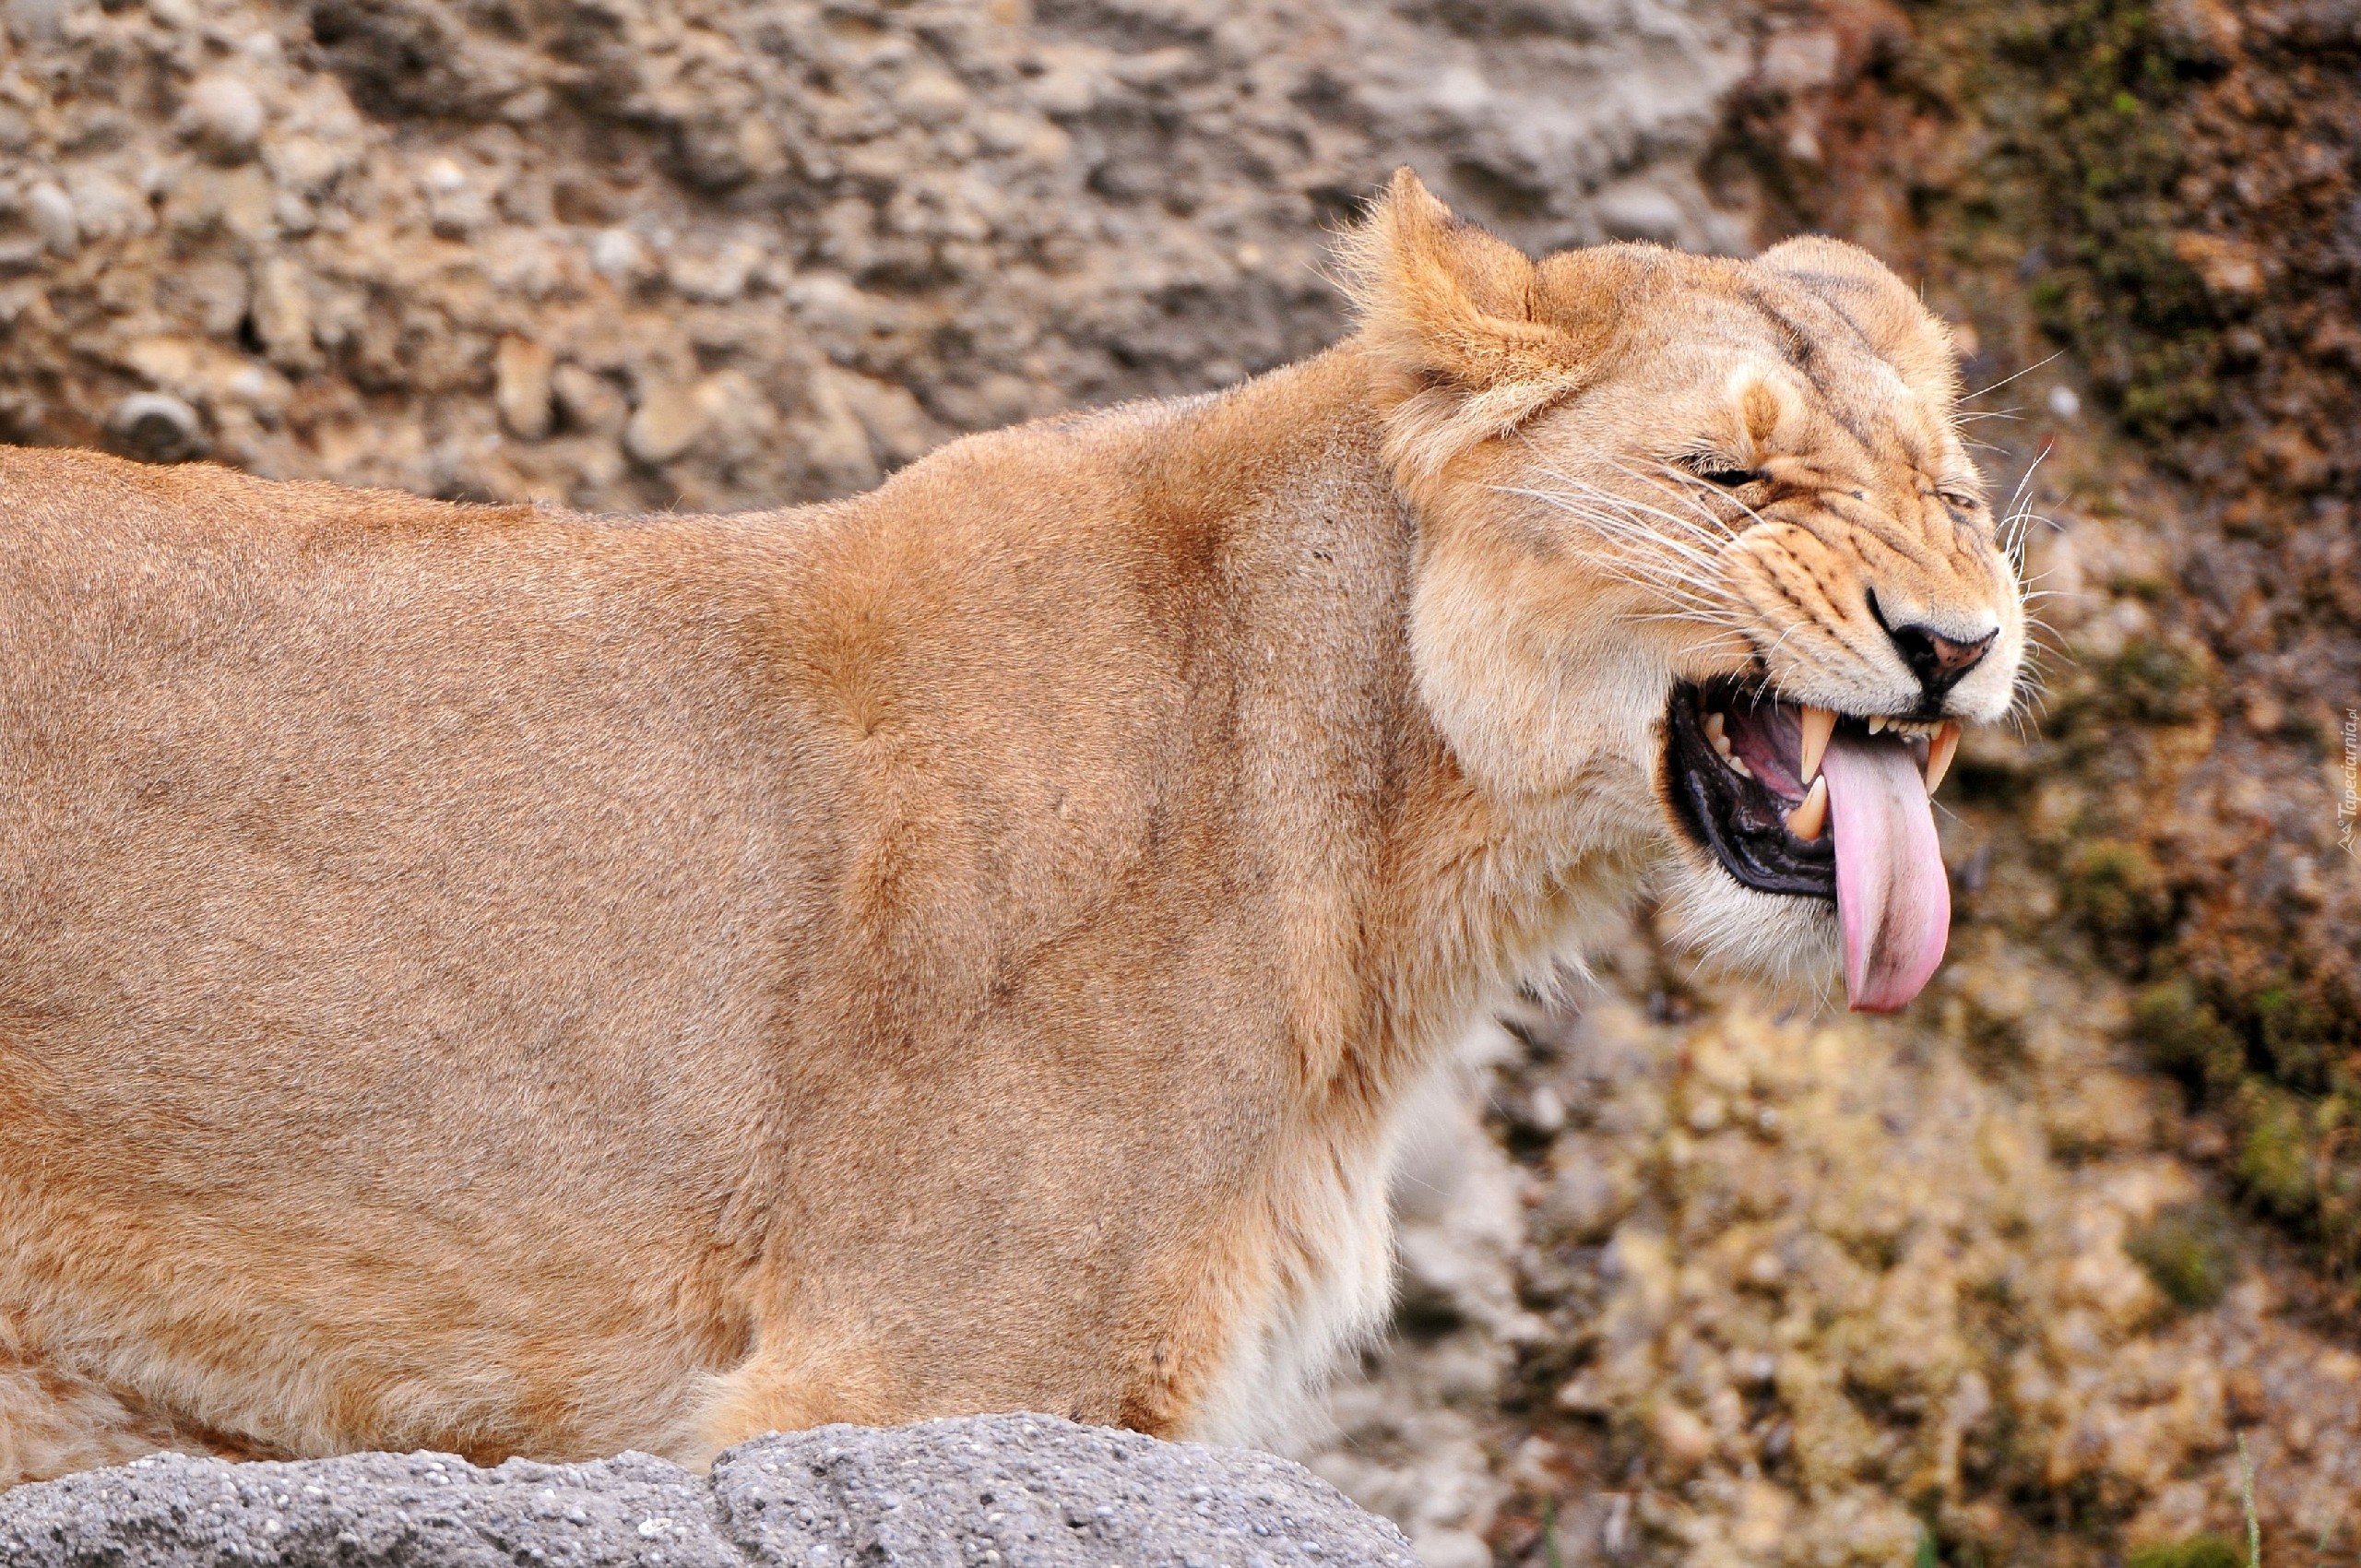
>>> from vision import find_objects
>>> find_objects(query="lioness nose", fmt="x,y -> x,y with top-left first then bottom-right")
1887,620 -> 1995,699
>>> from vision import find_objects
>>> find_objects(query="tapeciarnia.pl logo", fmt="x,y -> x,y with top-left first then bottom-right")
2341,707 -> 2358,859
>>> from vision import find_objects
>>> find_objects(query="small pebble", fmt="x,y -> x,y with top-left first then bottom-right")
184,74 -> 265,161
27,182 -> 77,255
590,228 -> 645,282
107,392 -> 205,463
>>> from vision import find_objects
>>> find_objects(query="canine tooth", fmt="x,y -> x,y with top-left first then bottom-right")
1797,705 -> 1835,784
1867,714 -> 1889,735
1786,775 -> 1829,839
1924,721 -> 1961,793
1704,711 -> 1726,744
1713,733 -> 1733,758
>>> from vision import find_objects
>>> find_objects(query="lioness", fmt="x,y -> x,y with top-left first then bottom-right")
0,170 -> 2022,1482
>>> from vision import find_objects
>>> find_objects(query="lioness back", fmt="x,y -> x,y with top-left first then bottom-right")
0,361 -> 1418,1468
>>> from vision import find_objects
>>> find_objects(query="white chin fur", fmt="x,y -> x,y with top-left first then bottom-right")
1657,852 -> 1842,993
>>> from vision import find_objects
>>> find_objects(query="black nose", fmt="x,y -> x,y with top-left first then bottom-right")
1869,590 -> 1995,704
1887,619 -> 1995,699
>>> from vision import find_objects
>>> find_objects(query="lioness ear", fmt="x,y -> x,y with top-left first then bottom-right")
1757,236 -> 1961,406
1344,168 -> 1568,389
1341,169 -> 1595,475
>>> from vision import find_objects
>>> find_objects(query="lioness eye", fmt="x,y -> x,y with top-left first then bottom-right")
1699,468 -> 1756,489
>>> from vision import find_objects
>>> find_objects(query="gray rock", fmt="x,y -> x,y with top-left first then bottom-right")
181,74 -> 265,162
493,334 -> 555,442
1592,184 -> 1687,245
0,1414 -> 1418,1568
107,392 -> 207,462
623,381 -> 710,467
3,0 -> 68,44
27,180 -> 77,255
1534,1149 -> 1629,1246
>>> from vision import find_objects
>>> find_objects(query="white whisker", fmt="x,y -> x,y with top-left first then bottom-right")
1963,350 -> 2063,403
1500,488 -> 1738,581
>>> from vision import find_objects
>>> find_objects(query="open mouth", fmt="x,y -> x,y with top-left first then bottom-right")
1664,679 -> 1962,1012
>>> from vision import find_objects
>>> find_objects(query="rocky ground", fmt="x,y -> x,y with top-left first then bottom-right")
0,1413 -> 1422,1566
1,0 -> 2355,1564
1312,953 -> 2361,1568
0,0 -> 1747,502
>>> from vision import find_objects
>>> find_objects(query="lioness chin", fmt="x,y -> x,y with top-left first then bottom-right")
0,170 -> 2022,1483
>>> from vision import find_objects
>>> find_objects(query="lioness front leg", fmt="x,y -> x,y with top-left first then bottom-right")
686,1336 -> 909,1463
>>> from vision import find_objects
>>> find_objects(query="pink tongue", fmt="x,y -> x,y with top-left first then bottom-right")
1817,730 -> 1951,1012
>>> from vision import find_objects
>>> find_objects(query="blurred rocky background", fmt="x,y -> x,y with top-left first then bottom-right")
0,0 -> 2355,1563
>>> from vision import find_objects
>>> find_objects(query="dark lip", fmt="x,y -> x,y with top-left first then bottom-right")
1662,678 -> 1837,900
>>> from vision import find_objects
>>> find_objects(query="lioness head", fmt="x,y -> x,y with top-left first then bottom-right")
1344,170 -> 2027,1011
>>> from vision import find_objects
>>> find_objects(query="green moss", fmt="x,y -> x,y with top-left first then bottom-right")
2254,984 -> 2334,1091
2102,636 -> 2212,724
2123,1200 -> 2238,1310
1959,996 -> 2032,1080
2128,1536 -> 2244,1568
2235,1080 -> 2318,1222
2132,979 -> 2245,1096
2065,838 -> 2169,944
2134,976 -> 2361,1269
1921,0 -> 2226,437
2319,1122 -> 2361,1277
2035,637 -> 2213,757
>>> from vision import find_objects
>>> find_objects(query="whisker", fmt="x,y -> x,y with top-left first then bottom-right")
1627,612 -> 1751,632
1569,458 -> 1734,520
1535,469 -> 1742,547
1637,457 -> 1773,532
1625,458 -> 1764,529
1503,489 -> 1738,580
1999,446 -> 2050,561
1502,435 -> 1748,544
1745,612 -> 1816,675
1534,541 -> 1741,610
1962,350 -> 2063,403
1569,518 -> 1734,579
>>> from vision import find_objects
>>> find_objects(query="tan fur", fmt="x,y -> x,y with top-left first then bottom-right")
0,172 -> 2021,1482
